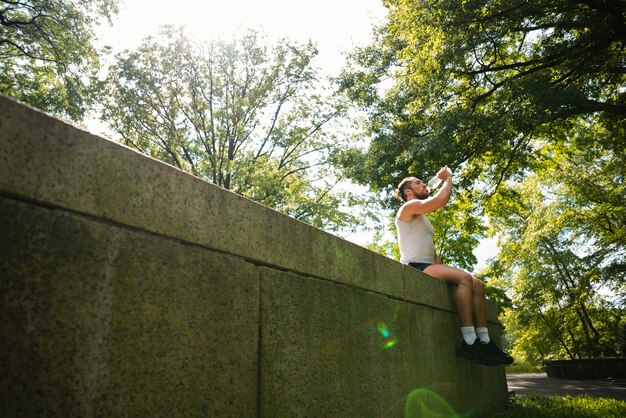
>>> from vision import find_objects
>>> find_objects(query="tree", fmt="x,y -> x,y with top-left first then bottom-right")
0,0 -> 118,120
102,27 -> 366,232
339,0 -> 626,193
482,130 -> 625,361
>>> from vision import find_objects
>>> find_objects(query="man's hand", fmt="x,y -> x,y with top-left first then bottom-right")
437,165 -> 452,180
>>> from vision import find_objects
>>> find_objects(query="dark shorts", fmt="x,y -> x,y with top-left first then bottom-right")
408,262 -> 432,272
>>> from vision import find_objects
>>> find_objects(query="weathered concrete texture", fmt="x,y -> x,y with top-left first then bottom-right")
0,197 -> 259,417
260,267 -> 507,417
0,94 -> 407,301
0,94 -> 507,417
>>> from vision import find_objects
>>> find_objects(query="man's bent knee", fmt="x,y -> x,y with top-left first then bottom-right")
472,277 -> 485,294
458,272 -> 473,287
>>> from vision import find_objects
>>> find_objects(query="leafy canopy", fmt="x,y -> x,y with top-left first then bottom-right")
483,123 -> 625,361
102,27 -> 368,232
340,0 -> 626,191
0,0 -> 118,120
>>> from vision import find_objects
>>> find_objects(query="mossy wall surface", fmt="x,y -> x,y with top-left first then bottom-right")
0,94 -> 507,417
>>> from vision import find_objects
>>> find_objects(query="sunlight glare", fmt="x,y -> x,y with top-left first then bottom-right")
102,0 -> 387,74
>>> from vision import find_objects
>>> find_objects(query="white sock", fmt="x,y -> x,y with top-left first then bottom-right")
476,327 -> 490,344
461,326 -> 477,345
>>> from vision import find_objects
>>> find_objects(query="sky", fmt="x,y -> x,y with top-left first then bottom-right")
96,0 -> 388,76
93,0 -> 499,271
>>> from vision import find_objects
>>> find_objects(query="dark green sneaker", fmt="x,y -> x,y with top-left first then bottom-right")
457,340 -> 500,366
481,340 -> 514,365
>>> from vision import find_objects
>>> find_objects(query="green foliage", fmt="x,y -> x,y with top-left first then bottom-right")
427,189 -> 486,270
364,218 -> 400,260
482,126 -> 625,361
504,363 -> 543,374
340,0 -> 626,191
0,0 -> 118,120
491,395 -> 626,418
483,282 -> 512,318
102,27 -> 367,232
620,317 -> 626,355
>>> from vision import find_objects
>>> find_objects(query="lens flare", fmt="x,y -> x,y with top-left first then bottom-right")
405,388 -> 474,418
377,322 -> 397,350
383,338 -> 397,349
377,322 -> 390,338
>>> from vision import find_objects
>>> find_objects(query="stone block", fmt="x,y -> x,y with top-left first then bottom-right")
259,267 -> 506,418
0,197 -> 259,417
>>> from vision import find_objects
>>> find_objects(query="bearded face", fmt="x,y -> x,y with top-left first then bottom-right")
408,180 -> 429,200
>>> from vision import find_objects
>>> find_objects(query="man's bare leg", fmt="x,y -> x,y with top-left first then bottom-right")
422,263 -> 476,327
471,277 -> 487,328
420,263 -> 504,365
421,263 -> 514,365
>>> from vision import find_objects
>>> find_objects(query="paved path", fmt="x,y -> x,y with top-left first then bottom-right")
507,373 -> 626,400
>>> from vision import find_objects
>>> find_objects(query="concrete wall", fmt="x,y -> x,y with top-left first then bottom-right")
0,94 -> 508,417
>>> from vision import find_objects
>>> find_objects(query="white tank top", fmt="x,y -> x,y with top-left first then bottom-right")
396,213 -> 435,264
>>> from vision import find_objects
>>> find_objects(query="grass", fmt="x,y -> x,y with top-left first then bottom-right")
504,362 -> 544,373
490,395 -> 626,418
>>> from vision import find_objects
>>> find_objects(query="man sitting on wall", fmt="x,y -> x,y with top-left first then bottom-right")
395,166 -> 513,366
